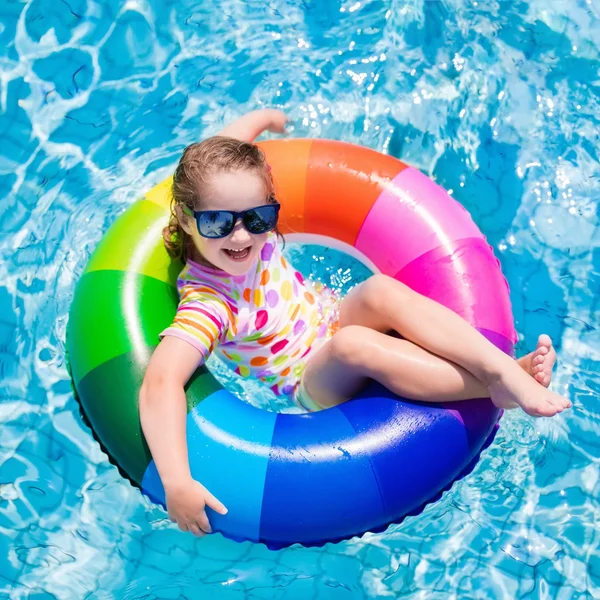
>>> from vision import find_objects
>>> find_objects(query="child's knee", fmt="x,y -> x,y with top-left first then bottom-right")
329,326 -> 371,368
360,274 -> 410,314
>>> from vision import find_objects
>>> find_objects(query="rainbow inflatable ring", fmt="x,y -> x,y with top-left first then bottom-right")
67,139 -> 516,549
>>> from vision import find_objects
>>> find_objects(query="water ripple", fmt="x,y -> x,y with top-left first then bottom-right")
0,0 -> 599,598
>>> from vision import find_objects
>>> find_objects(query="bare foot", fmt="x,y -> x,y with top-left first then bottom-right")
516,334 -> 557,388
489,370 -> 572,416
490,335 -> 572,417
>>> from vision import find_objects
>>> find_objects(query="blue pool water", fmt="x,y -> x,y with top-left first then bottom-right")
1,0 -> 599,598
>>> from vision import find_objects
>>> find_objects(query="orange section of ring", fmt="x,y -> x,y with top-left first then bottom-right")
302,140 -> 409,245
258,139 -> 313,235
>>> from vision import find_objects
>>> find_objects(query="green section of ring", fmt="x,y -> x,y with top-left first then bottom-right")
67,189 -> 226,483
67,269 -> 180,384
78,350 -> 221,484
84,199 -> 181,285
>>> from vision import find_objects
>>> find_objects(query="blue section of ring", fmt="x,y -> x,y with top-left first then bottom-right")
337,382 -> 476,520
141,389 -> 277,542
259,406 -> 386,548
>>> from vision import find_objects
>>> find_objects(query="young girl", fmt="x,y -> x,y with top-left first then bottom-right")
139,109 -> 572,538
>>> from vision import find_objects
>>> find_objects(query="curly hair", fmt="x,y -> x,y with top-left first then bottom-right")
163,136 -> 277,263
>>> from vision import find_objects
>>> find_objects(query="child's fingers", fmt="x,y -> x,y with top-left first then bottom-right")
281,117 -> 295,135
268,111 -> 290,134
205,491 -> 228,515
189,523 -> 206,538
269,123 -> 287,134
197,512 -> 212,534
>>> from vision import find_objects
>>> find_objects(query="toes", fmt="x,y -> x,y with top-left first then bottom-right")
536,346 -> 549,357
527,390 -> 571,417
546,402 -> 563,416
533,355 -> 545,366
543,395 -> 565,415
549,396 -> 563,408
533,404 -> 561,417
548,394 -> 572,412
537,334 -> 553,349
527,395 -> 561,417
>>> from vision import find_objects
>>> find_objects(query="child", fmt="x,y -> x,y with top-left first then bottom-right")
139,109 -> 572,538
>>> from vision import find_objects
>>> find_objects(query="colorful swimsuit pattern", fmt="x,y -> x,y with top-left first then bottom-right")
160,233 -> 340,403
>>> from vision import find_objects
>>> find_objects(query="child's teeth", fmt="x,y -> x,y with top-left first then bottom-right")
225,247 -> 250,259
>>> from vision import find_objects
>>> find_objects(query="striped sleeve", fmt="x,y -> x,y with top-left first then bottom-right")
160,286 -> 232,362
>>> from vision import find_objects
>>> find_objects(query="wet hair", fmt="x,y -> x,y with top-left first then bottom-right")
163,136 -> 279,263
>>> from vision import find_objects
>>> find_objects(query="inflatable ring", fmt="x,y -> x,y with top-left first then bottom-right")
67,139 -> 516,549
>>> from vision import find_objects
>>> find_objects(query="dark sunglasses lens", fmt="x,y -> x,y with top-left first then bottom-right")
243,205 -> 279,234
198,211 -> 235,238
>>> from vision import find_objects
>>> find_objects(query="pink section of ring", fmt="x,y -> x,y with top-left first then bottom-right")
395,238 -> 517,342
354,167 -> 484,275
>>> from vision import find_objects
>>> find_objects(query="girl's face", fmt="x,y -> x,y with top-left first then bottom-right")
179,169 -> 272,276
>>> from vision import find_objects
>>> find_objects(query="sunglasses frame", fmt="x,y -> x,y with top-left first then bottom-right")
181,202 -> 281,239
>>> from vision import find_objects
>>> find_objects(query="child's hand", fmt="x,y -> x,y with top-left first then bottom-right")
265,109 -> 288,134
165,478 -> 228,537
218,109 -> 289,142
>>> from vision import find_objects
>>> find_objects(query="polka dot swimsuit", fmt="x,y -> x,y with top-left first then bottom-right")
160,234 -> 340,402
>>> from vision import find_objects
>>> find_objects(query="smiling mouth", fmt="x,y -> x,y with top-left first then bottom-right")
223,246 -> 251,261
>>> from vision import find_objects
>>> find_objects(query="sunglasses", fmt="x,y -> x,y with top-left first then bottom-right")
181,202 -> 280,239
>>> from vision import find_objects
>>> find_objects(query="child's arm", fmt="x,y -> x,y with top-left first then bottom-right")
139,336 -> 227,537
218,109 -> 288,142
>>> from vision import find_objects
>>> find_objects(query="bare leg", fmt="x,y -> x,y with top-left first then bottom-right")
303,326 -> 560,410
304,326 -> 489,409
334,275 -> 571,416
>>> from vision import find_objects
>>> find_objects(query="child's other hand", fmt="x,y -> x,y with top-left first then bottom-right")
265,109 -> 288,134
165,478 -> 228,537
218,109 -> 289,141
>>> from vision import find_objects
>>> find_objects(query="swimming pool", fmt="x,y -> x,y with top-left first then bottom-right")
1,0 -> 599,597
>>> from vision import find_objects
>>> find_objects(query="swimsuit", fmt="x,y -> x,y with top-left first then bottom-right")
160,233 -> 340,406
